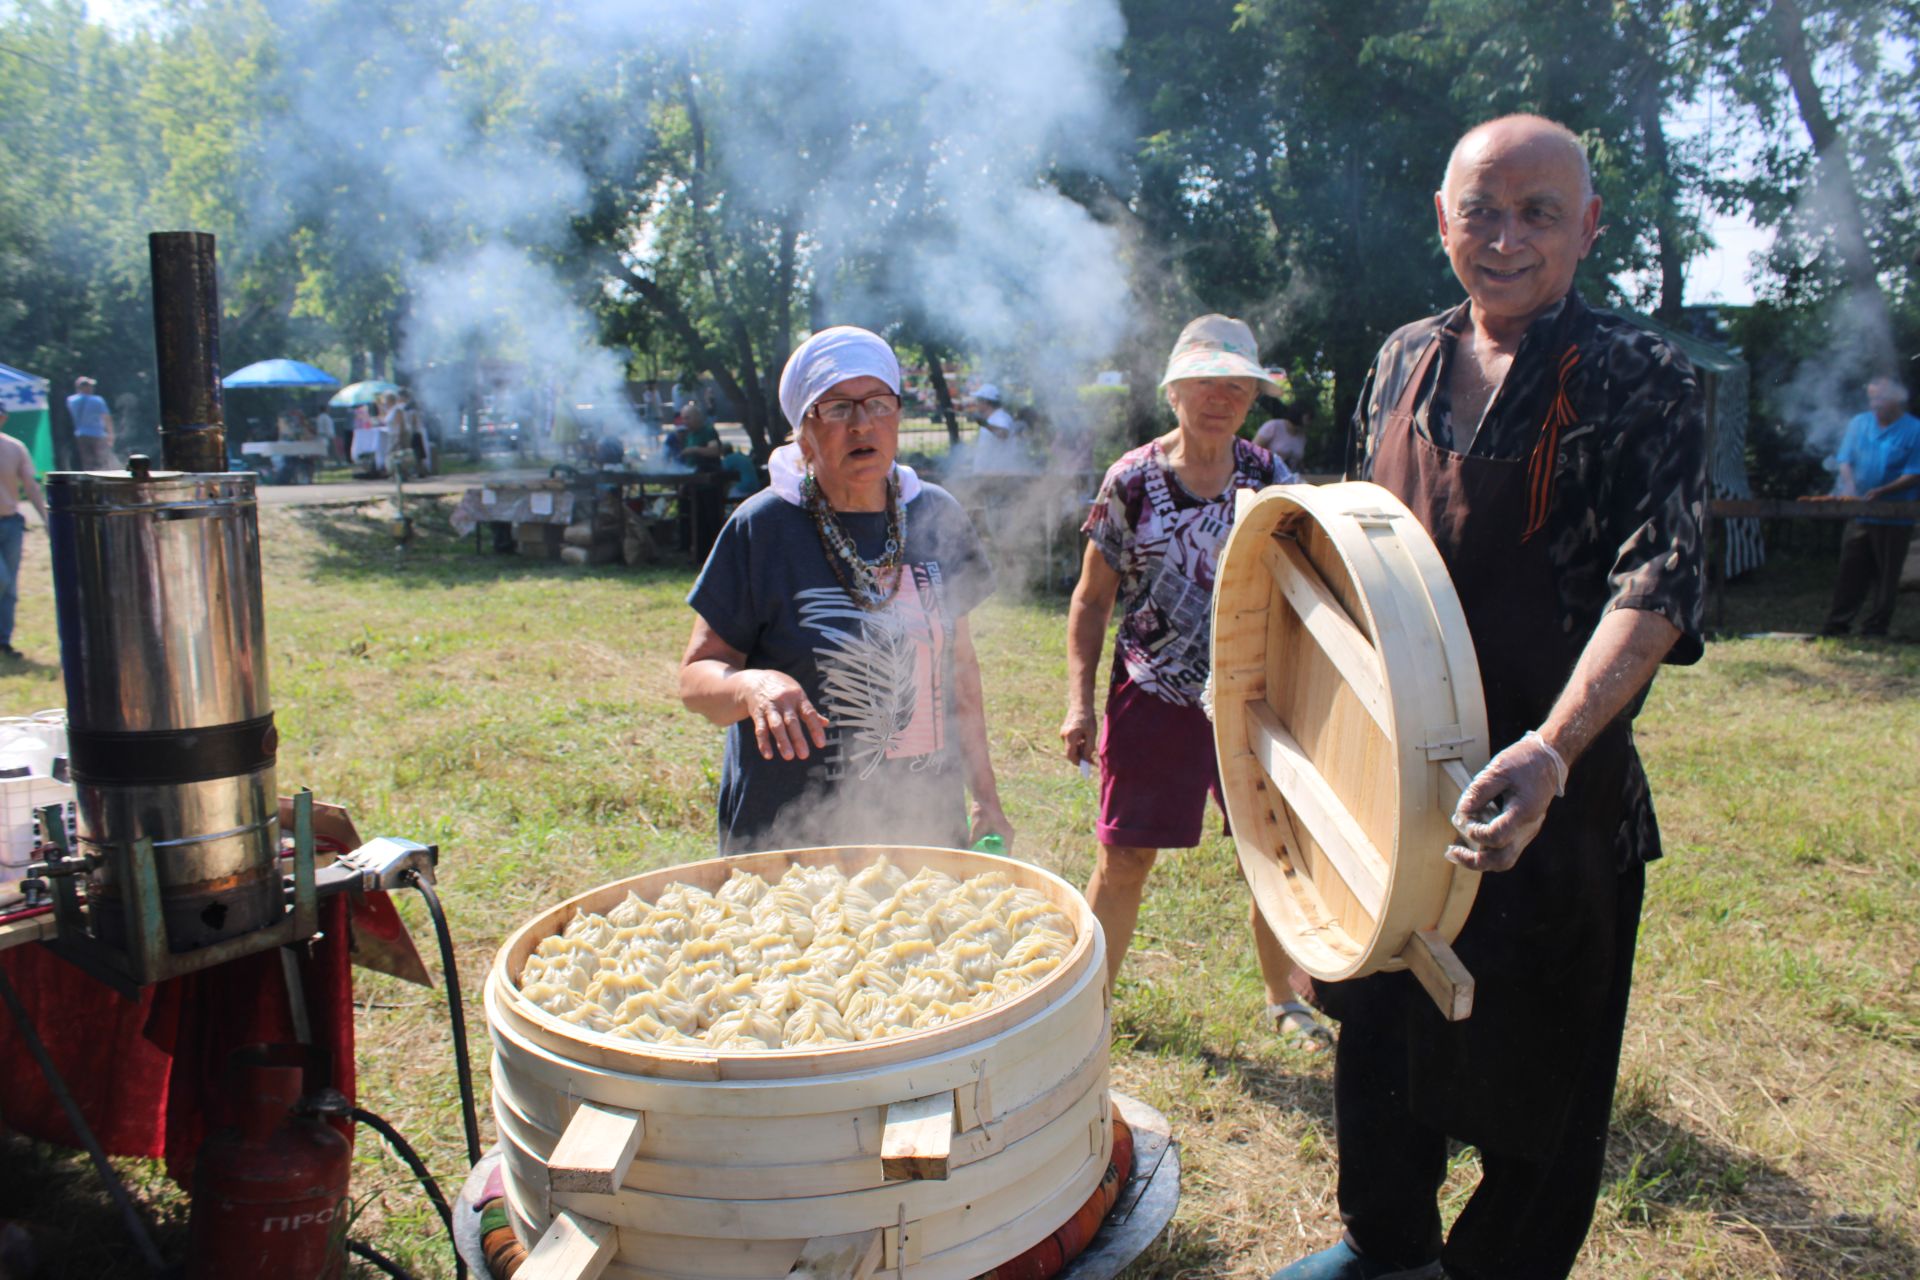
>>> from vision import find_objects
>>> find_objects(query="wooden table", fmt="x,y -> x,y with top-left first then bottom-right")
1705,496 -> 1916,628
601,469 -> 732,564
0,906 -> 54,954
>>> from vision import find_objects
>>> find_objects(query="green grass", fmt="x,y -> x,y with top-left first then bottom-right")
0,501 -> 1915,1278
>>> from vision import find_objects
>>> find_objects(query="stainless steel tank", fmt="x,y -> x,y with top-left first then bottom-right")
48,459 -> 280,950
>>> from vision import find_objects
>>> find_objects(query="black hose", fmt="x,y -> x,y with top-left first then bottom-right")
348,1107 -> 452,1236
408,871 -> 484,1170
347,1238 -> 420,1280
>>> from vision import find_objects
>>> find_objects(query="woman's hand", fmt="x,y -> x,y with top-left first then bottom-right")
1059,704 -> 1097,768
969,797 -> 1016,854
736,669 -> 831,761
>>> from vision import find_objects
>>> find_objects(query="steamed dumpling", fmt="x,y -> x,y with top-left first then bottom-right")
518,858 -> 1076,1050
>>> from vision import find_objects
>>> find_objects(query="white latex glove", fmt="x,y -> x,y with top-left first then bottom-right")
1446,730 -> 1568,873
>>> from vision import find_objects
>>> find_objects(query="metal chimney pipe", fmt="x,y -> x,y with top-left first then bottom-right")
148,231 -> 227,473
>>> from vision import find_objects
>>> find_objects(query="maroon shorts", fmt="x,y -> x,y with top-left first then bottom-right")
1095,678 -> 1225,849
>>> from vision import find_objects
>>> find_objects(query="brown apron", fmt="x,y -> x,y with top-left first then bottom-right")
1325,331 -> 1635,1158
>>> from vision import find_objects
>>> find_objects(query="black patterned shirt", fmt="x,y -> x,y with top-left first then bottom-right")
1352,291 -> 1707,865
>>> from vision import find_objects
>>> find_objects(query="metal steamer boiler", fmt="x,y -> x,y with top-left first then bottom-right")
28,232 -> 317,987
3,232 -> 478,1280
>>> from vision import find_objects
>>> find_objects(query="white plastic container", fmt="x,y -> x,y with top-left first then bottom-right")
0,773 -> 71,870
29,709 -> 67,762
0,719 -> 53,778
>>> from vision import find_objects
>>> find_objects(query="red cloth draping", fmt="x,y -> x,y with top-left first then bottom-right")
0,895 -> 355,1184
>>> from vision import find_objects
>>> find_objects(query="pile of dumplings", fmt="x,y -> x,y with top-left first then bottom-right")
517,857 -> 1077,1051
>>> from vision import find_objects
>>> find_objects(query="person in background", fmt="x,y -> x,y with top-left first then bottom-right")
1816,375 -> 1920,637
968,384 -> 1029,473
678,325 -> 1012,854
1272,115 -> 1705,1280
0,408 -> 48,660
358,394 -> 399,476
404,393 -> 433,476
676,401 -> 726,553
378,392 -> 410,476
678,401 -> 722,466
66,376 -> 115,470
1059,315 -> 1317,1043
719,441 -> 761,499
313,406 -> 337,461
1253,396 -> 1313,474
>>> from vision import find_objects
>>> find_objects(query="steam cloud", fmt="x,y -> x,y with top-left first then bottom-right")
253,0 -> 1136,440
1763,163 -> 1903,471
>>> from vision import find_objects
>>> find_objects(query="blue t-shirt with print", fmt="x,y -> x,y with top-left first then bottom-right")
1837,411 -> 1920,527
688,483 -> 993,854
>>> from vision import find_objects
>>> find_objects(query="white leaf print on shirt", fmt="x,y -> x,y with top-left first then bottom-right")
796,586 -> 934,780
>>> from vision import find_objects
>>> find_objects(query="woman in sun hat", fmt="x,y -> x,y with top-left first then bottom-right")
1059,314 -> 1324,1043
678,325 -> 1013,855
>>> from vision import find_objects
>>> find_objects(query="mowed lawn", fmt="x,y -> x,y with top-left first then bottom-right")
1,496 -> 1915,1279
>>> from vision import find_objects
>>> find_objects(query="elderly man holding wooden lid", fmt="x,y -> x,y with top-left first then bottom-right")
1272,117 -> 1706,1280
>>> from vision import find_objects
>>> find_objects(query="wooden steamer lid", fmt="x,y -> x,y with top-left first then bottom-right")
1211,482 -> 1489,1019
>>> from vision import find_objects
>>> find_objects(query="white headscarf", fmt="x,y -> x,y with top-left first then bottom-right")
778,325 -> 902,428
770,325 -> 920,507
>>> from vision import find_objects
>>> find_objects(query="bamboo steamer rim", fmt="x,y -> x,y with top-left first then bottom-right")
1211,481 -> 1489,983
490,844 -> 1101,1078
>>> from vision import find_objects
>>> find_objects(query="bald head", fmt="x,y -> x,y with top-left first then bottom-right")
1434,113 -> 1602,333
1444,115 -> 1593,203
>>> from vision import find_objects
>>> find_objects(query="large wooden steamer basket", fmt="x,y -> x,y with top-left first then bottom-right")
1211,482 -> 1489,1019
486,845 -> 1112,1280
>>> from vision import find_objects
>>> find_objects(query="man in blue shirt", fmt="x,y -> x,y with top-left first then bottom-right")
1822,376 -> 1920,637
65,376 -> 116,470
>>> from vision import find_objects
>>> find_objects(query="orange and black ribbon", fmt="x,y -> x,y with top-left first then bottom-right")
1522,344 -> 1582,542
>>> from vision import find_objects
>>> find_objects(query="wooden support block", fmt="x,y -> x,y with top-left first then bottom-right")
881,1093 -> 955,1181
549,1100 -> 646,1195
1400,928 -> 1473,1022
1265,536 -> 1393,735
518,1209 -> 617,1280
954,1074 -> 993,1131
882,1215 -> 923,1270
1244,700 -> 1388,918
789,1229 -> 883,1280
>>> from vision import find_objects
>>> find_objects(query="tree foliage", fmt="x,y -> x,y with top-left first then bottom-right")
1,0 -> 1914,473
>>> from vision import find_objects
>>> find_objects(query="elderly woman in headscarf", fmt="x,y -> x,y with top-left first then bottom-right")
1061,315 -> 1327,1045
679,326 -> 1014,855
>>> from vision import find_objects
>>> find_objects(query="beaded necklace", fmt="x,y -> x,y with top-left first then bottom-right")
802,470 -> 908,611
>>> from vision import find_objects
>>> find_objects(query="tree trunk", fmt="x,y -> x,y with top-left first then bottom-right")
1636,70 -> 1687,322
922,345 -> 961,444
607,258 -> 766,456
677,65 -> 774,451
1771,0 -> 1896,371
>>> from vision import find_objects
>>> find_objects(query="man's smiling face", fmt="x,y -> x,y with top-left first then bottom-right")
1436,119 -> 1601,330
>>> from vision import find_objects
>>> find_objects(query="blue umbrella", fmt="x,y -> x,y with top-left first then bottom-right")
222,359 -> 341,390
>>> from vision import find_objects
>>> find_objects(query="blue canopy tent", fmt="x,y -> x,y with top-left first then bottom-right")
221,359 -> 340,389
0,362 -> 55,475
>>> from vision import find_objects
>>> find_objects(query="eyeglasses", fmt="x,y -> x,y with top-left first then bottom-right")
811,393 -> 903,426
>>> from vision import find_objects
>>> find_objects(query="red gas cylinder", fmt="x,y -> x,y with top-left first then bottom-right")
188,1045 -> 351,1280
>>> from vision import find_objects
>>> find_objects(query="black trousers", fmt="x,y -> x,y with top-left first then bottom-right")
1332,865 -> 1646,1280
1823,520 -> 1914,636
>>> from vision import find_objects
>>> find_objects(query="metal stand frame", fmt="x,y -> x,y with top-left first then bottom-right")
31,790 -> 320,999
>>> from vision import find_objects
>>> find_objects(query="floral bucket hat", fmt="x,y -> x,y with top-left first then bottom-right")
1159,314 -> 1286,397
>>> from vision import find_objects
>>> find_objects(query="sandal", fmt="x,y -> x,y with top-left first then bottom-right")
1268,1000 -> 1334,1052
